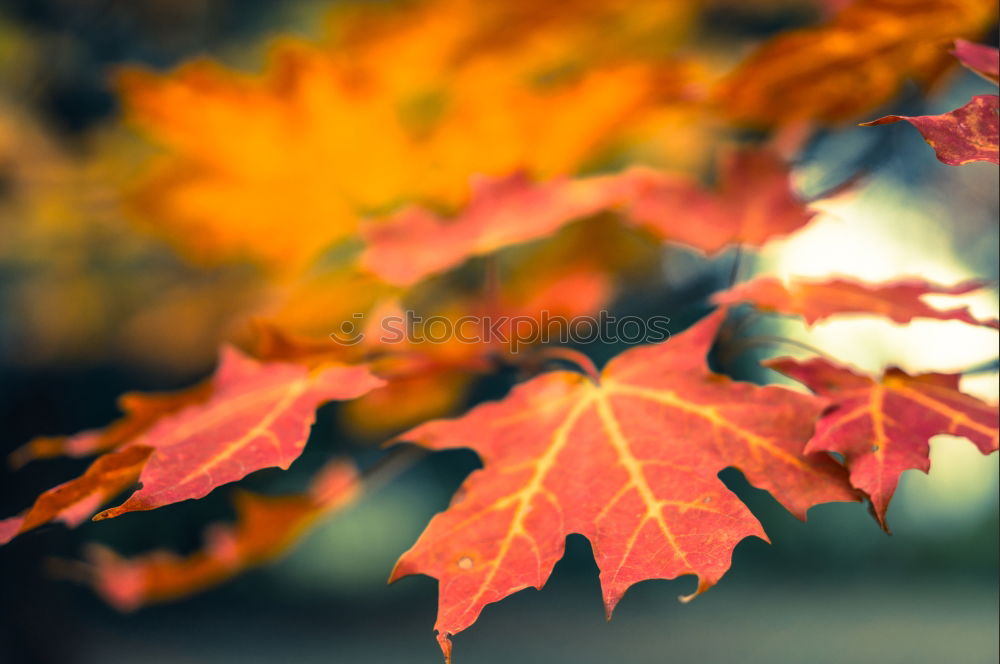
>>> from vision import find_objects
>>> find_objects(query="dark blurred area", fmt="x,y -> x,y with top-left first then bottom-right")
1,0 -> 302,132
1,2 -> 997,663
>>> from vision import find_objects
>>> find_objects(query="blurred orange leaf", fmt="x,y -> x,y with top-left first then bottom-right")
363,148 -> 813,286
119,0 -> 702,273
86,459 -> 360,610
717,0 -> 997,126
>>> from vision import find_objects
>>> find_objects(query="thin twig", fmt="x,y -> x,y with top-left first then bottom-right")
363,444 -> 427,493
727,309 -> 764,339
728,247 -> 744,287
726,335 -> 839,363
961,358 -> 1000,375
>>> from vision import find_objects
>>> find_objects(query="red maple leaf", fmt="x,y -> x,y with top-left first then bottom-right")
767,357 -> 999,529
389,310 -> 857,660
0,349 -> 383,542
94,348 -> 383,520
362,148 -> 813,287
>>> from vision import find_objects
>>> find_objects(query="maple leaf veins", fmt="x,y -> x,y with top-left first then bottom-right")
389,310 -> 858,660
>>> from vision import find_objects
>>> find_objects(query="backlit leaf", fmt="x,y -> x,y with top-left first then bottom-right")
768,357 -> 999,529
362,148 -> 813,286
93,348 -> 383,520
0,347 -> 382,545
390,310 -> 857,660
714,276 -> 1000,328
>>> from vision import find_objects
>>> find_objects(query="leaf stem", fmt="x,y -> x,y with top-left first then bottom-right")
534,346 -> 602,383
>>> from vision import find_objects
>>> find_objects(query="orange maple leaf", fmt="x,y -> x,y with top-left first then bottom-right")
769,357 -> 999,529
85,459 -> 360,610
93,348 -> 383,520
118,0 -> 701,273
0,349 -> 382,543
8,381 -> 212,469
717,0 -> 997,126
389,310 -> 858,660
0,446 -> 153,545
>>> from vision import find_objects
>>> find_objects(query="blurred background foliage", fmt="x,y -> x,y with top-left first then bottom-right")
0,1 -> 996,663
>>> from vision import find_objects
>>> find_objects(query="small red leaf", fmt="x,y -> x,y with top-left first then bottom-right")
860,95 -> 999,166
952,39 -> 999,85
768,357 -> 999,530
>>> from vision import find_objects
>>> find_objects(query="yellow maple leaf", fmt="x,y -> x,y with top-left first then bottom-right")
118,0 -> 704,273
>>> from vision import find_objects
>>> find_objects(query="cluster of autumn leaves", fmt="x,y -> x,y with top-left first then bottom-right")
2,1 -> 999,662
